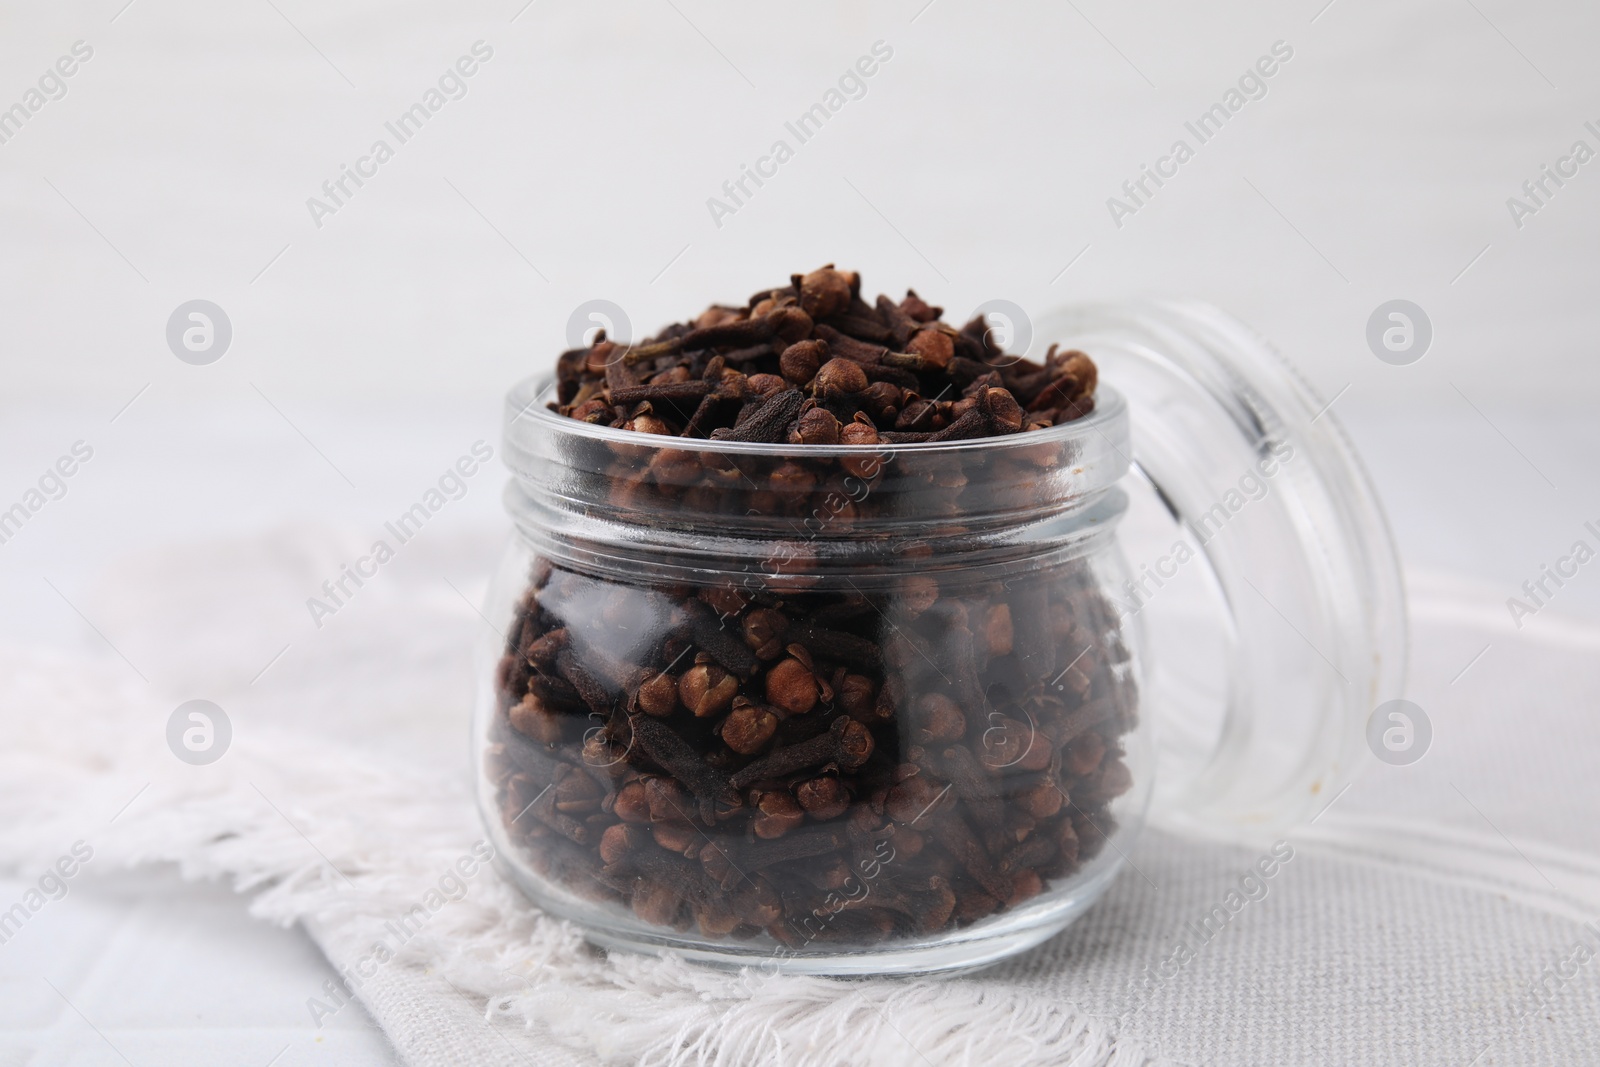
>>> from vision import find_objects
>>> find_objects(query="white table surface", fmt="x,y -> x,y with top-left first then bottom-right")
0,874 -> 398,1066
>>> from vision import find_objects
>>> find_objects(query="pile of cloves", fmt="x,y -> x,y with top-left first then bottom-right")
534,267 -> 1110,531
487,562 -> 1136,947
552,265 -> 1097,445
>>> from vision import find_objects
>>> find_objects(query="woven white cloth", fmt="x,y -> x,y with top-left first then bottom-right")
2,531 -> 1597,1067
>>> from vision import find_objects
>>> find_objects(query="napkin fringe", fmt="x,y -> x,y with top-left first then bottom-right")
0,647 -> 1169,1067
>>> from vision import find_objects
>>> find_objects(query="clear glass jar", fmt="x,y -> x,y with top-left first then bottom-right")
473,300 -> 1406,975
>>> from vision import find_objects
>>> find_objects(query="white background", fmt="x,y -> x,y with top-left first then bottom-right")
3,0 -> 1598,404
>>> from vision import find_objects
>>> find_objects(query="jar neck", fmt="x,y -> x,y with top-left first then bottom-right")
501,377 -> 1132,569
505,478 -> 1128,587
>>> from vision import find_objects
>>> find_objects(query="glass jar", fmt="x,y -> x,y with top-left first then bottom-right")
473,300 -> 1406,975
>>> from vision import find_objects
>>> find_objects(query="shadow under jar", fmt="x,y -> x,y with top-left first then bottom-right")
477,374 -> 1149,975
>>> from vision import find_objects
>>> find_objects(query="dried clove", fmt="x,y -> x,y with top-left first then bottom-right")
554,268 -> 1095,443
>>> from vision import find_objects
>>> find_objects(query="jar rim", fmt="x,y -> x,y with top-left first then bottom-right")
504,374 -> 1129,462
500,373 -> 1133,568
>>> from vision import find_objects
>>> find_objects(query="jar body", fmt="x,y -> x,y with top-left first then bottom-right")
474,383 -> 1151,974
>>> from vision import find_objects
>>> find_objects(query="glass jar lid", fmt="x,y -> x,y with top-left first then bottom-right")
1035,300 -> 1407,834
